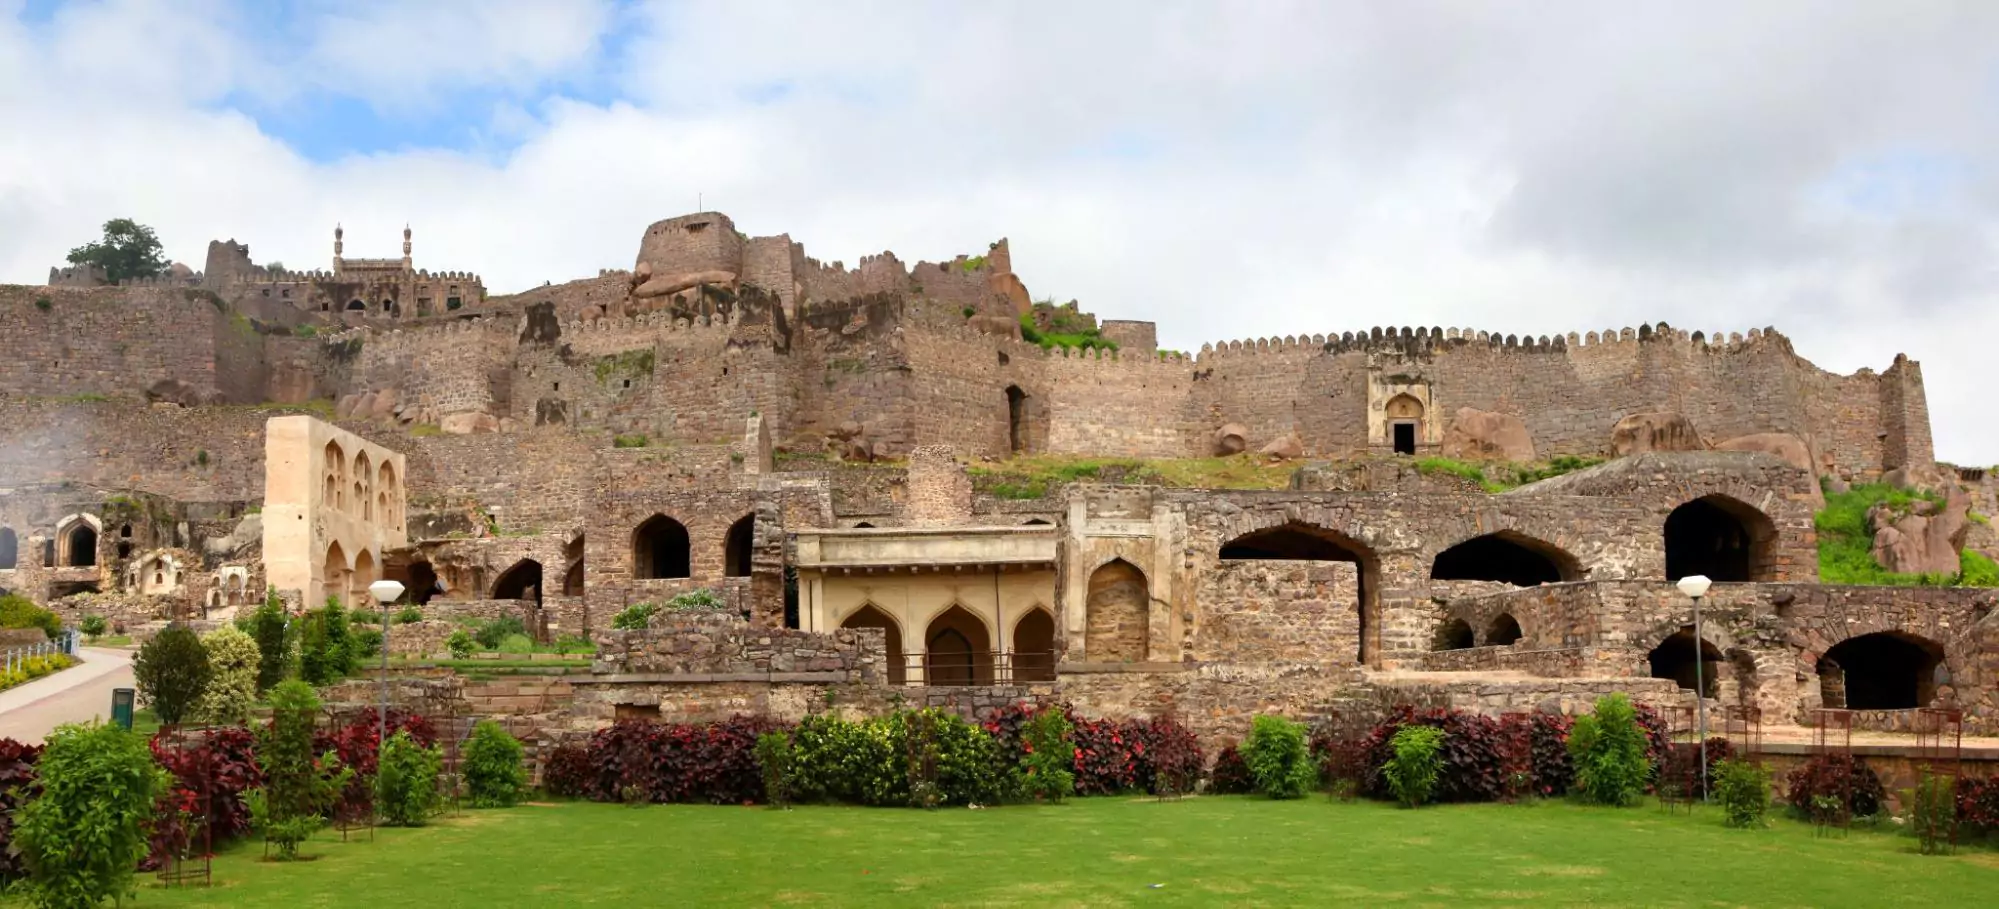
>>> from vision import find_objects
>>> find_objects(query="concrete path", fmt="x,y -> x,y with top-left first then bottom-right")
0,647 -> 135,744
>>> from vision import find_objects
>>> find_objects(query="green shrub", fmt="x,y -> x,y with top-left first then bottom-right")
554,634 -> 593,654
1243,715 -> 1315,799
1021,708 -> 1076,803
790,713 -> 908,806
1383,726 -> 1446,807
755,730 -> 796,808
916,708 -> 1010,807
611,602 -> 658,631
249,587 -> 291,691
350,626 -> 384,663
298,597 -> 357,685
1568,694 -> 1653,806
132,622 -> 211,726
1714,758 -> 1770,828
447,630 -> 475,659
496,633 -> 534,655
12,722 -> 171,909
395,605 -> 424,624
194,624 -> 261,726
375,730 -> 443,826
612,433 -> 649,448
474,616 -> 526,649
666,588 -> 726,610
0,594 -> 61,640
252,681 -> 350,859
78,615 -> 108,639
1908,772 -> 1956,854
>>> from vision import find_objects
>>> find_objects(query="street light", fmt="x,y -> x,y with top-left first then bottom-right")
1675,573 -> 1713,801
369,579 -> 406,754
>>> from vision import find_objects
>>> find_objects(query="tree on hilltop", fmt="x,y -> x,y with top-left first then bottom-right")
67,218 -> 168,284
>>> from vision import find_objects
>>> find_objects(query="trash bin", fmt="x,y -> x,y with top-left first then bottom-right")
111,688 -> 136,730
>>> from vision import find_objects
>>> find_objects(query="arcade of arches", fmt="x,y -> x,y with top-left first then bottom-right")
806,564 -> 1059,685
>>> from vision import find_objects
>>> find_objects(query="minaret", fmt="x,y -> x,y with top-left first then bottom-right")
402,224 -> 412,272
333,224 -> 344,275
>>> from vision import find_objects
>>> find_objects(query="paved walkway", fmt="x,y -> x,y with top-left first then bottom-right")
0,647 -> 135,744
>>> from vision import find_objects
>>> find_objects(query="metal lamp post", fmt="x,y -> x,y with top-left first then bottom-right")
1675,573 -> 1713,801
368,580 -> 406,753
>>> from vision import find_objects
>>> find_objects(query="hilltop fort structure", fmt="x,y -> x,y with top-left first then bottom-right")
3,211 -> 1995,765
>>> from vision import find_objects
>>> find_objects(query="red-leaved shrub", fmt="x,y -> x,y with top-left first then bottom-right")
1783,753 -> 1887,819
1208,743 -> 1255,794
1525,712 -> 1573,797
1955,776 -> 1999,834
0,739 -> 42,882
1134,715 -> 1204,796
1070,717 -> 1141,796
315,710 -> 437,820
1361,707 -> 1523,803
541,743 -> 592,798
146,726 -> 262,868
582,716 -> 786,805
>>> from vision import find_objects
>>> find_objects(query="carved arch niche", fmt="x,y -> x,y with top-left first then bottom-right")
1366,373 -> 1436,455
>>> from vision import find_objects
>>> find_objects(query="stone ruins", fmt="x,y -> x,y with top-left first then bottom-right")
4,210 -> 1996,752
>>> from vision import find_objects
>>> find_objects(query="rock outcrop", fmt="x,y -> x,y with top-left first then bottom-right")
1442,408 -> 1536,462
1259,433 -> 1304,461
145,379 -> 215,408
1610,412 -> 1705,456
1870,486 -> 1972,576
1713,432 -> 1813,473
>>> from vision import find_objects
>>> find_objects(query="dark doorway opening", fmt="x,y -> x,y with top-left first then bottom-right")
1012,609 -> 1056,681
1486,613 -> 1523,646
0,528 -> 16,570
64,523 -> 97,567
1647,628 -> 1722,697
632,515 -> 691,579
493,560 -> 544,605
724,515 -> 754,577
842,605 -> 904,684
1430,532 -> 1574,586
1664,496 -> 1770,582
1434,618 -> 1474,651
1392,423 -> 1416,455
1822,632 -> 1944,709
1006,385 -> 1028,454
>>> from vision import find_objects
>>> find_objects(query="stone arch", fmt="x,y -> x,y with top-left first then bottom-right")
56,515 -> 99,568
1664,494 -> 1776,582
1385,392 -> 1424,455
354,452 -> 372,519
1485,612 -> 1523,646
841,604 -> 905,684
493,559 -> 544,605
925,605 -> 993,686
322,541 -> 349,605
347,299 -> 366,311
1218,520 -> 1380,664
1820,632 -> 1946,710
0,527 -> 15,570
1084,559 -> 1149,663
1005,385 -> 1030,454
350,549 -> 377,604
1011,607 -> 1056,682
406,560 -> 440,605
723,514 -> 754,578
1434,617 -> 1475,651
1647,627 -> 1723,697
323,441 -> 345,511
226,573 -> 246,605
1430,530 -> 1579,586
632,515 -> 691,579
563,533 -> 585,596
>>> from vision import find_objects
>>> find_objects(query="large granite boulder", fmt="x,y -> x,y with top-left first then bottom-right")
1259,433 -> 1304,460
1713,432 -> 1812,472
1610,412 -> 1705,456
1441,408 -> 1536,462
1870,486 -> 1972,576
145,378 -> 215,408
440,412 -> 500,435
1213,423 -> 1249,456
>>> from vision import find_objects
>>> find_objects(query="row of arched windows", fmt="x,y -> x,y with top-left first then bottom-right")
840,604 -> 1058,686
321,440 -> 403,529
632,514 -> 755,580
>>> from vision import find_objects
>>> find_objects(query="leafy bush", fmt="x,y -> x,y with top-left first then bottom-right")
1909,772 -> 1956,854
0,594 -> 61,640
1019,707 -> 1075,803
249,588 -> 291,692
1384,726 -> 1446,807
1070,716 -> 1141,795
375,730 -> 443,826
541,743 -> 592,798
297,598 -> 358,685
755,731 -> 795,807
13,722 -> 170,909
1567,694 -> 1652,806
1714,758 -> 1770,828
1208,743 -> 1256,794
145,726 -> 260,869
1243,715 -> 1315,799
78,615 -> 108,639
666,588 -> 726,611
1359,707 -> 1519,804
1783,753 -> 1886,820
395,605 -> 424,625
314,710 -> 437,822
475,616 -> 527,649
464,720 -> 528,808
350,626 -> 384,662
1954,775 -> 1999,835
1135,715 -> 1204,796
1526,712 -> 1574,797
911,708 -> 1009,807
497,633 -> 535,654
447,630 -> 475,659
791,713 -> 901,805
0,654 -> 76,693
1659,737 -> 1734,799
0,739 -> 43,883
582,715 -> 787,806
251,681 -> 350,859
611,602 -> 658,631
194,624 -> 261,726
133,622 -> 212,726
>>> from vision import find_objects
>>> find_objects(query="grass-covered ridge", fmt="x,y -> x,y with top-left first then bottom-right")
1815,482 -> 1999,586
1018,300 -> 1117,352
1412,455 -> 1606,493
968,454 -> 1297,498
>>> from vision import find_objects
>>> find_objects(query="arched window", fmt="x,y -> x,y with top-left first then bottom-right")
1434,618 -> 1474,651
62,521 -> 97,568
632,515 -> 691,579
564,561 -> 584,596
323,441 -> 345,511
1820,632 -> 1945,710
1430,532 -> 1576,586
1664,495 -> 1774,582
0,528 -> 16,570
347,299 -> 366,311
925,605 -> 992,686
1385,393 -> 1424,455
1011,608 -> 1056,682
493,559 -> 544,604
842,604 -> 905,684
1085,559 -> 1149,663
1486,613 -> 1523,646
724,515 -> 754,577
322,541 -> 349,605
1647,628 -> 1722,697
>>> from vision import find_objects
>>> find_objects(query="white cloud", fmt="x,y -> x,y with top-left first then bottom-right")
3,0 -> 1998,462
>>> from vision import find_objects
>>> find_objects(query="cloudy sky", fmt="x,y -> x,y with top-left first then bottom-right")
4,0 -> 1996,462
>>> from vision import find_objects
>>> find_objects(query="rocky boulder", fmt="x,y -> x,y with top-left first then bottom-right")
1870,486 -> 1972,576
1213,423 -> 1249,456
440,412 -> 500,435
632,269 -> 737,300
1259,433 -> 1304,461
145,379 -> 215,408
1610,412 -> 1705,456
1713,432 -> 1812,472
967,314 -> 1022,339
1441,408 -> 1536,462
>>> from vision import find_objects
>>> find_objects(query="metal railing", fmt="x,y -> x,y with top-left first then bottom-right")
4,630 -> 78,674
894,650 -> 1057,687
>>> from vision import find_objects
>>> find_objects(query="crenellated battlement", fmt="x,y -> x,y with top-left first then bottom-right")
1190,323 -> 1798,363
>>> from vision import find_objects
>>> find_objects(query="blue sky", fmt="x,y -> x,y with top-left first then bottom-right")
4,0 -> 1999,460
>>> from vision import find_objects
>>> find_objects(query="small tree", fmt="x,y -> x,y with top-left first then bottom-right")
375,731 -> 442,826
1384,726 -> 1446,808
1021,708 -> 1076,803
1242,715 -> 1315,799
12,722 -> 171,909
249,587 -> 291,691
78,615 -> 108,639
1568,694 -> 1653,806
194,624 -> 261,725
755,730 -> 795,808
65,218 -> 169,284
132,623 -> 212,726
251,681 -> 349,859
1714,758 -> 1771,828
464,720 -> 528,808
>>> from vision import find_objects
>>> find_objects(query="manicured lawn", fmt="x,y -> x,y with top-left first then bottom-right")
119,797 -> 1998,907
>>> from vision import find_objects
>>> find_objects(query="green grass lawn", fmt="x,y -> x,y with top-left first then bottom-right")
121,796 -> 1996,908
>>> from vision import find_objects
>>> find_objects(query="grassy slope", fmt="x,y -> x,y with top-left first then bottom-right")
1816,483 -> 1998,586
129,797 -> 1995,908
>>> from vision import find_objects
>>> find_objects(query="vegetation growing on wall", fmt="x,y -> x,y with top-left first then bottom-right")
1018,301 -> 1117,352
594,350 -> 656,384
1412,455 -> 1605,493
967,454 -> 1299,498
1815,482 -> 1998,586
